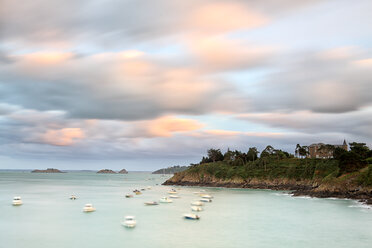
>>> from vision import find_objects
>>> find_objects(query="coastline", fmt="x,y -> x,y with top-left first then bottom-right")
163,175 -> 372,205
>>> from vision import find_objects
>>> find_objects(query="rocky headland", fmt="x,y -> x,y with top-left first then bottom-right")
163,162 -> 372,205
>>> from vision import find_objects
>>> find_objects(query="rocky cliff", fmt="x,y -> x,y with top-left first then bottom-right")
163,170 -> 372,205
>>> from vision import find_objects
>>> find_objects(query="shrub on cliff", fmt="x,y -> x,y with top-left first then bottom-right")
338,151 -> 367,174
356,165 -> 372,187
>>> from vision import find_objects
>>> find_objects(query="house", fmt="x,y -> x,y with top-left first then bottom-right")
307,140 -> 348,159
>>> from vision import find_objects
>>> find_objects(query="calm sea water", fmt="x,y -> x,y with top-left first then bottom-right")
0,171 -> 371,248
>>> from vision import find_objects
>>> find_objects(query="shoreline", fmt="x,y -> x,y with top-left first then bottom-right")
163,180 -> 372,206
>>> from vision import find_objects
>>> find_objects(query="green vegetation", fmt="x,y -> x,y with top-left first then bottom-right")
152,165 -> 189,174
185,143 -> 372,185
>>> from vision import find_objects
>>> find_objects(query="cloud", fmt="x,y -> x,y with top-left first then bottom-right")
238,107 -> 372,140
249,48 -> 372,113
187,36 -> 273,71
187,2 -> 268,34
0,51 -> 244,120
38,128 -> 84,146
0,0 -> 324,49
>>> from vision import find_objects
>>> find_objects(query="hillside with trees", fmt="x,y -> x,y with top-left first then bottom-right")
164,143 -> 372,204
152,165 -> 189,174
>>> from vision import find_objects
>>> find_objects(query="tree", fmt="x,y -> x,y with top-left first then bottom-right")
260,145 -> 274,158
298,146 -> 308,158
247,147 -> 259,161
207,148 -> 224,162
223,148 -> 235,162
333,147 -> 348,160
200,156 -> 211,164
338,151 -> 367,174
295,144 -> 301,158
349,142 -> 370,159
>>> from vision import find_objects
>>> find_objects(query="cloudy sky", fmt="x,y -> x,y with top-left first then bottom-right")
0,0 -> 371,170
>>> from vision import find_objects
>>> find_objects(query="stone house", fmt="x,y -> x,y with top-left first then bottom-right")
307,140 -> 348,159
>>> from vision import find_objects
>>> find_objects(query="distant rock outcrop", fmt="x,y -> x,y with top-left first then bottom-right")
97,169 -> 117,174
31,168 -> 64,173
152,165 -> 189,174
118,169 -> 128,174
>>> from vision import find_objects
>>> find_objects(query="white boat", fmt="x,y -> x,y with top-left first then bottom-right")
144,201 -> 159,206
200,198 -> 212,202
201,194 -> 213,199
191,201 -> 204,206
147,186 -> 152,190
169,195 -> 180,199
83,203 -> 96,212
122,216 -> 136,228
168,190 -> 178,194
70,195 -> 77,200
184,213 -> 200,220
12,196 -> 22,206
125,194 -> 134,198
159,197 -> 173,203
191,206 -> 203,212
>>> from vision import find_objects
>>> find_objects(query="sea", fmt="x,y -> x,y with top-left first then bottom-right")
0,171 -> 371,248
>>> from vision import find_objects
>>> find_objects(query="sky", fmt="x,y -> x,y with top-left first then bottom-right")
0,0 -> 371,170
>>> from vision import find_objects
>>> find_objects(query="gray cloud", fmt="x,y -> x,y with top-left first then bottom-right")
0,52 -> 246,120
0,0 -> 323,47
238,107 -> 372,144
249,49 -> 372,113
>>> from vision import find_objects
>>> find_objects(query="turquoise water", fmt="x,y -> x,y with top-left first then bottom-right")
0,171 -> 371,248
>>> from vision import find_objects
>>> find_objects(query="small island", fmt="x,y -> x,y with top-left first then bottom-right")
152,165 -> 189,174
31,168 -> 64,173
118,169 -> 128,174
97,169 -> 117,174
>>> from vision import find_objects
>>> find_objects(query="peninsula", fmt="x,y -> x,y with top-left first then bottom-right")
164,143 -> 372,205
152,165 -> 189,174
31,168 -> 64,173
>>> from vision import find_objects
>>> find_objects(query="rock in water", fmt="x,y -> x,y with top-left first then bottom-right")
118,169 -> 128,174
31,168 -> 64,173
97,169 -> 117,174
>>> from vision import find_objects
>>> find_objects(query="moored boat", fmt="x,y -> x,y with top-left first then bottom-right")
191,201 -> 204,206
125,194 -> 134,198
183,213 -> 200,220
122,216 -> 136,228
144,201 -> 159,206
200,198 -> 212,202
169,195 -> 180,199
191,206 -> 203,212
83,203 -> 96,212
12,196 -> 22,206
133,190 -> 142,195
201,194 -> 213,199
159,197 -> 173,203
70,195 -> 77,200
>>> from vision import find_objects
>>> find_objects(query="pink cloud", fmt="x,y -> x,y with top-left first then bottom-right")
41,128 -> 84,146
187,36 -> 272,71
188,2 -> 268,34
